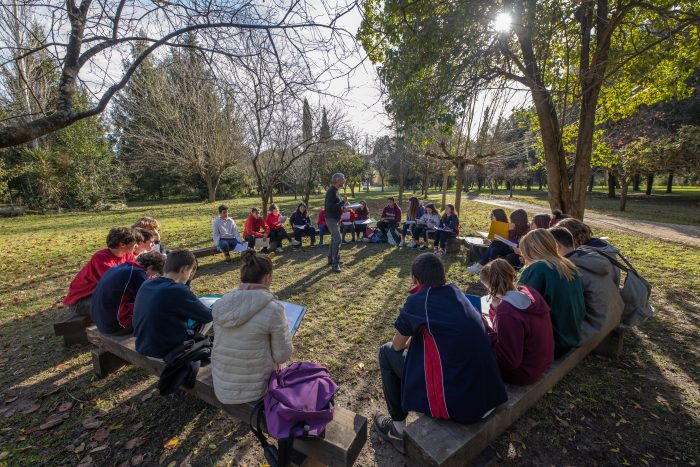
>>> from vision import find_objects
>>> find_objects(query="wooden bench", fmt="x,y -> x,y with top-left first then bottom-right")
404,320 -> 623,466
53,310 -> 92,345
85,327 -> 367,466
192,246 -> 220,258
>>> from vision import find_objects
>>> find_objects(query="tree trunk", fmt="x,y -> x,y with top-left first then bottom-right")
632,173 -> 641,191
588,173 -> 595,193
619,175 -> 629,211
666,172 -> 673,193
350,183 -> 355,197
526,178 -> 531,191
441,163 -> 449,209
607,171 -> 616,198
509,180 -> 514,198
398,154 -> 405,205
454,161 -> 465,214
205,174 -> 216,202
645,173 -> 654,196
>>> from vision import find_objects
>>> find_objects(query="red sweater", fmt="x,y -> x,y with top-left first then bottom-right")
244,214 -> 269,238
317,210 -> 326,227
486,285 -> 554,385
341,209 -> 356,224
63,249 -> 135,305
266,212 -> 285,231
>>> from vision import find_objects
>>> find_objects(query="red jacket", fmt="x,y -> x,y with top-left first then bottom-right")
266,212 -> 285,231
486,285 -> 554,385
63,249 -> 135,305
244,214 -> 269,238
317,209 -> 326,227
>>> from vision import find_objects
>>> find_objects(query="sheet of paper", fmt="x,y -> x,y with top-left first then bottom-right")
197,295 -> 306,336
278,215 -> 288,224
494,234 -> 518,249
477,231 -> 489,238
255,237 -> 270,249
464,236 -> 484,245
292,225 -> 307,230
404,220 -> 416,225
355,218 -> 376,225
233,243 -> 248,253
346,202 -> 362,209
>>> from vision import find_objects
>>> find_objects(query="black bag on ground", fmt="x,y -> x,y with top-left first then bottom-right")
158,332 -> 212,395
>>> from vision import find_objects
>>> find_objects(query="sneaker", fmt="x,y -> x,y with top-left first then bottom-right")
398,241 -> 405,247
291,239 -> 300,246
467,263 -> 484,274
373,413 -> 405,454
332,265 -> 341,273
275,247 -> 284,254
408,241 -> 417,248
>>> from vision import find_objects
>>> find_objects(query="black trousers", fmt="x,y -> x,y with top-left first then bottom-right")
378,341 -> 408,422
269,228 -> 291,246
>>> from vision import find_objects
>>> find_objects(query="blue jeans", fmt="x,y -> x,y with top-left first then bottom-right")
217,238 -> 238,254
318,225 -> 329,245
401,222 -> 417,240
293,226 -> 317,244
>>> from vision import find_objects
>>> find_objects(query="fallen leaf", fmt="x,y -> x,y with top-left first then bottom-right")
159,452 -> 169,465
125,437 -> 147,450
82,417 -> 103,429
141,391 -> 154,402
208,443 -> 217,451
166,461 -> 176,467
0,452 -> 9,461
57,401 -> 73,413
611,447 -> 621,453
3,395 -> 18,404
21,403 -> 41,415
110,423 -> 124,430
39,412 -> 69,430
130,454 -> 144,465
76,454 -> 94,467
164,437 -> 179,449
89,445 -> 108,454
0,407 -> 16,417
74,442 -> 86,454
130,422 -> 144,432
94,428 -> 110,442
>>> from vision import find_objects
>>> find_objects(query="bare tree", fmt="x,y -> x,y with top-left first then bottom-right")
0,0 -> 360,148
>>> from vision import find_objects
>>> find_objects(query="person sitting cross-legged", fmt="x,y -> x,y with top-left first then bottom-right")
374,253 -> 508,454
243,207 -> 270,253
212,204 -> 242,263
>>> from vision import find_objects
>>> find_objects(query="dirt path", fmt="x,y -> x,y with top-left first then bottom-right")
466,195 -> 700,248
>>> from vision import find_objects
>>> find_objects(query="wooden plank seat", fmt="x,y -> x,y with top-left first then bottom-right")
53,310 -> 92,346
192,246 -> 220,258
85,326 -> 367,467
404,319 -> 623,466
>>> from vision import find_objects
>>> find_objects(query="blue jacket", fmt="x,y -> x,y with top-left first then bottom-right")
133,277 -> 213,358
91,262 -> 147,334
394,284 -> 507,423
290,211 -> 312,228
439,214 -> 460,233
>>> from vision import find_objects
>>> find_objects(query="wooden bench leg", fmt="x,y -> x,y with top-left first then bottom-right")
91,349 -> 129,378
594,329 -> 625,359
54,312 -> 91,346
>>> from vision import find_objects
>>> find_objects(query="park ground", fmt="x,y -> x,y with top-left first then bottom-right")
0,191 -> 698,466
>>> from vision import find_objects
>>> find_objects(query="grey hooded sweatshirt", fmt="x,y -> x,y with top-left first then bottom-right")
566,249 -> 624,342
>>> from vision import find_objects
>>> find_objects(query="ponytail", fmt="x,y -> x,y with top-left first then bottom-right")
240,250 -> 273,284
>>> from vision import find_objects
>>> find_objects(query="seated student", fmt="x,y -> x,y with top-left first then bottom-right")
212,205 -> 242,263
374,254 -> 507,453
266,204 -> 299,253
414,204 -> 440,250
376,197 -> 402,240
133,216 -> 165,254
479,259 -> 554,385
340,207 -> 357,243
243,207 -> 270,253
531,214 -> 552,230
517,229 -> 586,358
468,208 -> 530,273
400,196 -> 424,247
557,218 -> 621,285
353,200 -> 371,240
133,228 -> 155,256
91,251 -> 166,335
290,202 -> 317,246
133,250 -> 212,359
432,203 -> 459,256
63,227 -> 138,317
550,226 -> 623,342
317,208 -> 328,247
549,209 -> 570,227
466,208 -> 508,262
212,250 -> 293,404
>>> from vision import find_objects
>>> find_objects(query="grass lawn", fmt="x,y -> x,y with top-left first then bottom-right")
0,191 -> 698,466
471,186 -> 700,226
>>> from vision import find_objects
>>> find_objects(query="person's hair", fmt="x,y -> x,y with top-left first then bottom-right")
106,227 -> 138,249
426,203 -> 440,216
331,173 -> 345,183
549,226 -> 575,249
132,228 -> 145,244
136,251 -> 166,275
408,196 -> 420,219
240,250 -> 273,284
510,209 -> 530,240
132,216 -> 160,231
387,197 -> 395,202
411,253 -> 446,286
269,203 -> 278,212
491,208 -> 508,223
251,207 -> 259,214
443,203 -> 455,219
135,228 -> 154,242
519,229 -> 578,281
359,200 -> 367,210
532,214 -> 552,229
296,202 -> 307,214
164,250 -> 197,274
557,218 -> 593,248
218,205 -> 228,213
480,259 -> 517,299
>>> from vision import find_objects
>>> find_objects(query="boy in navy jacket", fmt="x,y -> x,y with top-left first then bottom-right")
374,253 -> 507,453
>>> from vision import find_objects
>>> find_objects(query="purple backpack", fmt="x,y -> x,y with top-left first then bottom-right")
264,362 -> 338,439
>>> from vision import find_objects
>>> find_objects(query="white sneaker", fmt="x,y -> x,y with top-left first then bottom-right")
291,239 -> 300,246
275,247 -> 284,253
408,241 -> 417,248
398,241 -> 405,247
467,263 -> 484,274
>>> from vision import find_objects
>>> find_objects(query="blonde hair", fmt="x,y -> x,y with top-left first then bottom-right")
519,229 -> 578,281
480,259 -> 517,299
133,216 -> 161,232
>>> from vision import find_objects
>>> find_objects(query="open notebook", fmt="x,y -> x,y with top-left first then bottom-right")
198,295 -> 307,336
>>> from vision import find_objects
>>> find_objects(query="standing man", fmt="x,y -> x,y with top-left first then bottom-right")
325,173 -> 347,273
212,205 -> 242,263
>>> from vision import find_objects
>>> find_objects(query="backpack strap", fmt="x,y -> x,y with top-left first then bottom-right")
592,249 -> 631,274
249,400 -> 279,467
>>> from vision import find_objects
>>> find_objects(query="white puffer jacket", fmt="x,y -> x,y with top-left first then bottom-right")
212,284 -> 293,405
